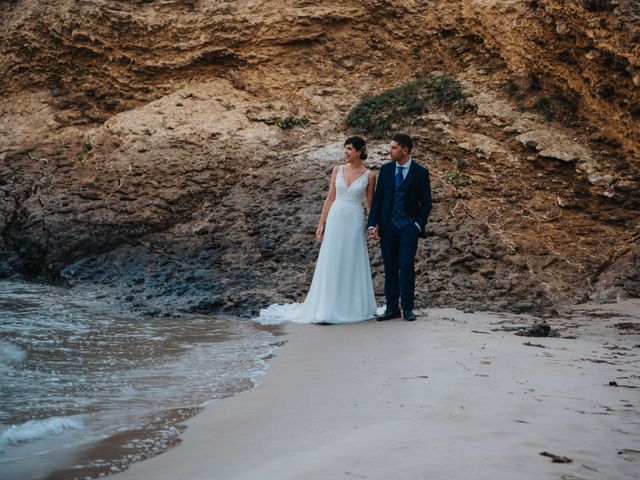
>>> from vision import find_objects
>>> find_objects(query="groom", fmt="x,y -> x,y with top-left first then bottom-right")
367,133 -> 432,321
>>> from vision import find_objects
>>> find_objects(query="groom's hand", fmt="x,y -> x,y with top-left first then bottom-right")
368,226 -> 379,240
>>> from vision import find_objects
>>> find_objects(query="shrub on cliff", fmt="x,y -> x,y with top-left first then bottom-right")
346,75 -> 466,139
443,158 -> 470,189
277,116 -> 310,129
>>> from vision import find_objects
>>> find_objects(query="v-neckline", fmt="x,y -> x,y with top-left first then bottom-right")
341,165 -> 368,189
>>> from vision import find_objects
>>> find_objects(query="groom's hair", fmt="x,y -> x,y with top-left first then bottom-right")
392,133 -> 413,152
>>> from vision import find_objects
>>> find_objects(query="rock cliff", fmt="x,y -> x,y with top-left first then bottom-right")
1,0 -> 638,315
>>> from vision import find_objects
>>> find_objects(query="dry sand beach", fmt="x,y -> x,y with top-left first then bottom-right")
112,301 -> 640,480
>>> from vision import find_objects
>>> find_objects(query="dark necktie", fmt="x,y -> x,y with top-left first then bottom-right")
395,165 -> 404,188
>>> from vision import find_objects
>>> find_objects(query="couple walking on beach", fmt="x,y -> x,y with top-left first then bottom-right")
259,133 -> 432,325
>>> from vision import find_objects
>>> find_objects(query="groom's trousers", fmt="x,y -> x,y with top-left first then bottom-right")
380,223 -> 419,312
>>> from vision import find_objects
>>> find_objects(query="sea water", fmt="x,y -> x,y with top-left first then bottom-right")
0,280 -> 282,480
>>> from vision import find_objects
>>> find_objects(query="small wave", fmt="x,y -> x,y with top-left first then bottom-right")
0,339 -> 26,364
0,416 -> 84,450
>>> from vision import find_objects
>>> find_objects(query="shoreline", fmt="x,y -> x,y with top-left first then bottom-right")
111,303 -> 639,480
0,279 -> 284,480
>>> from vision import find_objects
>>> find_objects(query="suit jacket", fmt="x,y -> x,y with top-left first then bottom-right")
368,160 -> 432,238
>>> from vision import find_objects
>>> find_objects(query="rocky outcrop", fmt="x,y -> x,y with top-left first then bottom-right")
1,0 -> 638,315
463,0 -> 640,155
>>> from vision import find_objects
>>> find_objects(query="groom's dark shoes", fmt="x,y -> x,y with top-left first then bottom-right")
403,310 -> 417,321
376,309 -> 402,321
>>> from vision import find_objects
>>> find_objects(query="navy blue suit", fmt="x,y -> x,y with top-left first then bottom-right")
368,160 -> 432,312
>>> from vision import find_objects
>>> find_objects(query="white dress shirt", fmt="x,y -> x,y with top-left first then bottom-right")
395,158 -> 412,180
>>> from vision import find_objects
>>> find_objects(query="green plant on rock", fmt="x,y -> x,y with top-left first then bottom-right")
82,139 -> 93,152
443,159 -> 469,189
277,116 -> 310,129
534,96 -> 554,121
457,99 -> 475,112
346,75 -> 465,139
506,80 -> 519,95
429,75 -> 464,107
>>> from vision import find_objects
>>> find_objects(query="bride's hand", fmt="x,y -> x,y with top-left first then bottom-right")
315,224 -> 324,241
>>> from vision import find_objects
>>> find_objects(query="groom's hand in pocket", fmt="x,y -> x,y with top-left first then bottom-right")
368,226 -> 379,240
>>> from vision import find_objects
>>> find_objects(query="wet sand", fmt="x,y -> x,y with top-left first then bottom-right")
112,302 -> 640,480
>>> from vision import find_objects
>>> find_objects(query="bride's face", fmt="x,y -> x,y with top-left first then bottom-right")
344,144 -> 359,163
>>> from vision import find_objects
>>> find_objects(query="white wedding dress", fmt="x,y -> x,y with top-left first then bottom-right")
258,165 -> 377,325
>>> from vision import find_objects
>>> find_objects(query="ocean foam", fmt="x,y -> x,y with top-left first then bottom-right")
0,339 -> 26,365
0,416 -> 84,450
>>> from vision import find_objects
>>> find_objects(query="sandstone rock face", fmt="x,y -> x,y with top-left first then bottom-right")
1,0 -> 638,315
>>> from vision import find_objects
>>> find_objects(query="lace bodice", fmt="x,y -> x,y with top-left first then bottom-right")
335,165 -> 369,205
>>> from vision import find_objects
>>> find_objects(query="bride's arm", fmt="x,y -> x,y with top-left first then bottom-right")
316,166 -> 339,240
365,171 -> 376,214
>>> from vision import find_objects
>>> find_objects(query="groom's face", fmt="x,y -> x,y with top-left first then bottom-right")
389,141 -> 408,163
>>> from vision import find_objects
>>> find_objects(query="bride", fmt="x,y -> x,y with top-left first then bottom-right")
259,136 -> 378,324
